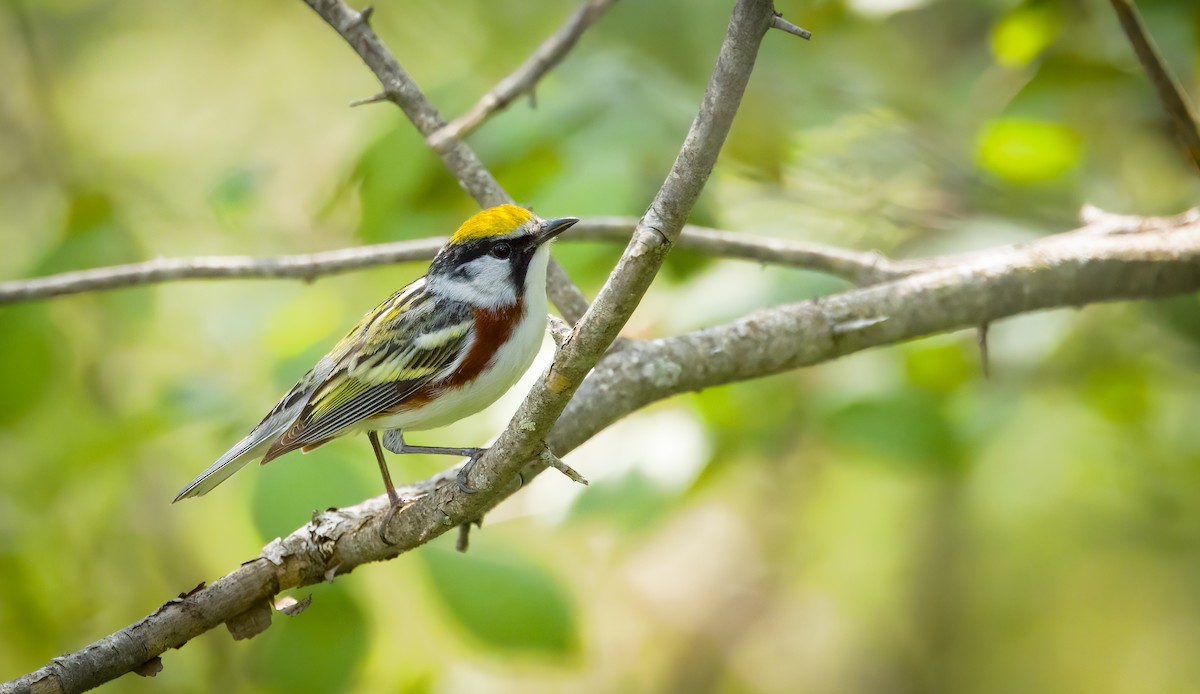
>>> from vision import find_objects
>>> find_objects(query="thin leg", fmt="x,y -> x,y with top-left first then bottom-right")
381,430 -> 486,494
369,431 -> 403,544
382,429 -> 484,459
401,443 -> 485,458
369,430 -> 401,506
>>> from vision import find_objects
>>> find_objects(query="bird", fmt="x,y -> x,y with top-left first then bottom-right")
173,204 -> 579,534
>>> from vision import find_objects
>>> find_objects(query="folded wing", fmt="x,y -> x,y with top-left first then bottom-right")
262,285 -> 473,462
173,277 -> 472,501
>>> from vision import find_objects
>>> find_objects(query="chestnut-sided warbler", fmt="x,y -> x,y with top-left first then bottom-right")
174,204 -> 578,523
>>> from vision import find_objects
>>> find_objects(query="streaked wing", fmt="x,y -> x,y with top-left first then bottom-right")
263,278 -> 472,459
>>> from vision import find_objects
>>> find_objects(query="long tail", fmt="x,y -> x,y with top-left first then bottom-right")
175,359 -> 333,502
173,389 -> 313,502
172,425 -> 281,502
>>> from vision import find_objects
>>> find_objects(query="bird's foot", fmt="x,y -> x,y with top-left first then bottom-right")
377,493 -> 422,545
456,449 -> 489,494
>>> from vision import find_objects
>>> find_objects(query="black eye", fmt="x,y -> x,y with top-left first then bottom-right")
491,242 -> 512,259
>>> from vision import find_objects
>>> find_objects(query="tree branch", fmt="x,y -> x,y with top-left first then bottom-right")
0,218 -> 913,306
7,212 -> 1197,694
5,1 -> 783,688
444,0 -> 776,498
768,13 -> 812,40
573,217 -> 909,283
13,0 -> 1200,690
0,238 -> 445,305
301,0 -> 590,322
16,207 -> 1185,305
427,0 -> 621,149
1109,0 -> 1200,171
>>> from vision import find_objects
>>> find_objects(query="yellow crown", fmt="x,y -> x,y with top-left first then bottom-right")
450,204 -> 534,244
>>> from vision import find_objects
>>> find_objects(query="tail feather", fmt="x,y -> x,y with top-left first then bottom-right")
172,429 -> 276,502
173,401 -> 307,502
175,357 -> 330,502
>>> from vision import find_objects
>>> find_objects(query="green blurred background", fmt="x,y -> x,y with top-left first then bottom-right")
3,0 -> 1200,691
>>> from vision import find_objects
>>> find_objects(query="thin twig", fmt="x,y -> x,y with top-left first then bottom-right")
301,0 -> 591,323
0,239 -> 444,305
1109,0 -> 1200,171
348,92 -> 388,107
427,0 -> 621,149
769,13 -> 812,40
573,218 -> 908,283
7,214 -> 1199,693
448,0 -> 776,502
0,219 -> 907,306
6,205 -> 1187,306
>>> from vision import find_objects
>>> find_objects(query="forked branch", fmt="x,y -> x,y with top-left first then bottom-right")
0,219 -> 910,306
6,209 -> 1198,694
302,0 -> 590,322
427,0 -> 622,148
1108,0 -> 1200,171
8,1 -> 1200,692
443,0 -> 777,499
4,1 -> 785,689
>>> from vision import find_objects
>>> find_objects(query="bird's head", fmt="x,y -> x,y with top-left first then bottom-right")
427,204 -> 578,308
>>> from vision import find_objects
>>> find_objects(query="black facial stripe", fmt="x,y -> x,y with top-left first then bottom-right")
510,244 -> 535,296
425,233 -> 539,299
430,235 -> 535,275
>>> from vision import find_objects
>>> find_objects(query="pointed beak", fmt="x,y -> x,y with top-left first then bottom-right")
535,216 -> 579,246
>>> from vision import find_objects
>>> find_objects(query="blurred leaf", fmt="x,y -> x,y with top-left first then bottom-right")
252,583 -> 367,694
35,187 -> 152,333
420,543 -> 578,657
264,290 -> 346,359
353,125 -> 451,243
904,338 -> 976,393
660,247 -> 713,282
160,375 -> 230,424
210,166 -> 261,227
569,469 -> 672,531
251,445 -> 378,540
1083,363 -> 1150,425
1150,293 -> 1200,352
693,377 -> 808,460
552,242 -> 624,291
990,4 -> 1062,68
0,306 -> 64,425
977,118 -> 1081,184
38,188 -> 141,272
822,391 -> 961,471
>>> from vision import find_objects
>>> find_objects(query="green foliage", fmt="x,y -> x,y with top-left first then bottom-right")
251,585 -> 369,693
419,543 -> 579,657
990,3 -> 1063,68
823,390 -> 963,472
2,0 -> 1200,691
0,306 -> 63,425
977,117 -> 1082,184
569,469 -> 674,532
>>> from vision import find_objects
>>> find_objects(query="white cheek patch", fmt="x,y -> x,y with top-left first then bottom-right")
429,256 -> 517,308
